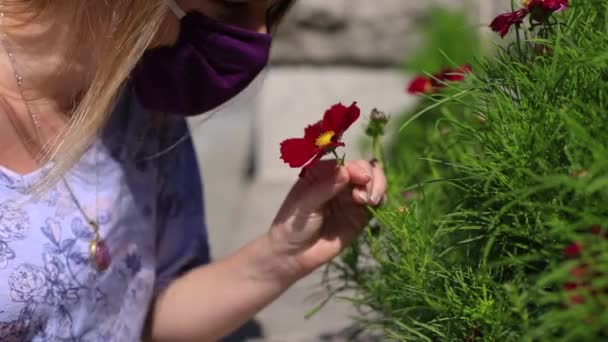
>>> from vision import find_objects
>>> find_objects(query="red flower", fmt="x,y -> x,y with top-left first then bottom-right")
590,225 -> 602,235
570,266 -> 587,278
525,0 -> 569,13
569,294 -> 584,305
407,76 -> 433,94
490,0 -> 568,38
526,0 -> 569,22
490,9 -> 529,38
280,102 -> 360,176
438,64 -> 473,82
548,0 -> 569,11
407,64 -> 472,95
561,226 -> 607,309
563,242 -> 582,258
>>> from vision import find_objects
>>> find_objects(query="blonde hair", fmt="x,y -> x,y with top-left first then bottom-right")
1,0 -> 169,188
1,0 -> 296,190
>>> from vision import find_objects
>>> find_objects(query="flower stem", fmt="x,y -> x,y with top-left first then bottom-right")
372,136 -> 384,168
515,24 -> 524,61
332,150 -> 345,166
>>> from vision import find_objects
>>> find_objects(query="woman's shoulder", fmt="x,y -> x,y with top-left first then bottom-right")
101,83 -> 193,166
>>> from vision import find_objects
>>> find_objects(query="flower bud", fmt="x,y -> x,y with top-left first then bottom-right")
370,108 -> 388,122
365,108 -> 390,138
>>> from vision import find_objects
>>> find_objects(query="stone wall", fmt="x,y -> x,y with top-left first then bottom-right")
270,0 -> 503,66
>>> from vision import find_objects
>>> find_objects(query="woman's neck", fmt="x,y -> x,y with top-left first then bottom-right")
0,9 -> 92,109
0,9 -> 91,175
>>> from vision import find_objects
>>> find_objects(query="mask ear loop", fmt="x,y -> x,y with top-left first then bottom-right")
164,0 -> 186,20
139,69 -> 269,162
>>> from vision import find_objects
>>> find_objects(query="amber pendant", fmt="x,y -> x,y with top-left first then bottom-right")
89,238 -> 111,272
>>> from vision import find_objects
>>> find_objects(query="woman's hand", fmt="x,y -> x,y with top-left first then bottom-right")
148,158 -> 385,342
267,159 -> 387,280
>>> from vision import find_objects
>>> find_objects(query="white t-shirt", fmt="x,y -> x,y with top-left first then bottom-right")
0,85 -> 210,341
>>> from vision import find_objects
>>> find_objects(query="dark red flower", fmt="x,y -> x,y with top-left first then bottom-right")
437,64 -> 473,82
526,0 -> 569,22
459,64 -> 474,74
547,0 -> 569,11
491,0 -> 568,37
490,9 -> 529,38
590,225 -> 602,235
570,266 -> 587,278
280,102 -> 360,176
407,64 -> 472,95
564,282 -> 578,291
525,0 -> 569,13
569,294 -> 585,305
407,76 -> 433,94
563,242 -> 582,258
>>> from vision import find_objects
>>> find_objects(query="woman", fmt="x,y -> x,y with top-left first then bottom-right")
0,0 -> 387,341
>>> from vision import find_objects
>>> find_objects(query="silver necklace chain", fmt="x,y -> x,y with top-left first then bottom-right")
0,12 -> 109,271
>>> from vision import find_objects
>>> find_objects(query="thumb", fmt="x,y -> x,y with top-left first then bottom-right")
291,161 -> 351,213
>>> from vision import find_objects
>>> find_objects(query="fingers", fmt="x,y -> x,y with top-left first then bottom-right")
291,160 -> 351,213
346,160 -> 387,206
287,159 -> 387,214
370,161 -> 387,205
345,160 -> 373,185
346,160 -> 373,204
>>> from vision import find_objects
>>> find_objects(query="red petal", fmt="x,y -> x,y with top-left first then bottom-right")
457,64 -> 473,74
570,266 -> 587,278
434,67 -> 452,79
321,102 -> 360,135
280,138 -> 320,168
298,141 -> 346,177
526,0 -> 543,8
529,0 -> 568,13
569,294 -> 584,305
407,76 -> 433,94
563,242 -> 582,258
564,282 -> 578,291
303,121 -> 324,141
490,9 -> 529,38
298,152 -> 325,178
440,64 -> 473,82
590,225 -> 602,235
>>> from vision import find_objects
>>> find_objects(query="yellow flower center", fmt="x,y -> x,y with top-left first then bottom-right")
521,0 -> 532,5
315,131 -> 336,148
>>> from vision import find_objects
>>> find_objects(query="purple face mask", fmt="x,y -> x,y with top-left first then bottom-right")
132,0 -> 272,116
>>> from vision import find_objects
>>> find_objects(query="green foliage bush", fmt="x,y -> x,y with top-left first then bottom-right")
332,1 -> 608,340
404,6 -> 481,74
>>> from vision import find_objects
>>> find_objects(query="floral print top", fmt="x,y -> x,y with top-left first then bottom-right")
0,85 -> 210,341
